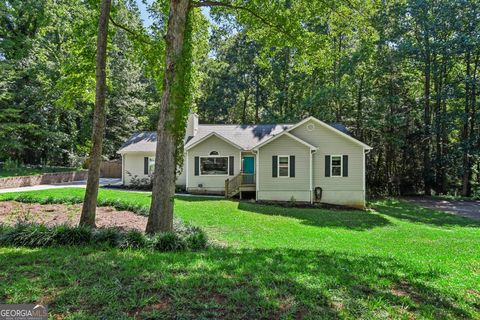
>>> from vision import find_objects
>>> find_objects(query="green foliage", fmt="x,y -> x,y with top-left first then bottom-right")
120,229 -> 147,249
0,0 -> 159,165
0,222 -> 208,252
52,224 -> 93,246
93,228 -> 122,247
151,231 -> 187,251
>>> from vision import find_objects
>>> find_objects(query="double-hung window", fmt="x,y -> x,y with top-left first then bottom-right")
278,156 -> 289,177
331,155 -> 342,177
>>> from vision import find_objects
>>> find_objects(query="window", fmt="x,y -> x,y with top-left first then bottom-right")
148,157 -> 155,174
331,155 -> 342,177
210,151 -> 219,155
278,156 -> 289,177
200,157 -> 228,175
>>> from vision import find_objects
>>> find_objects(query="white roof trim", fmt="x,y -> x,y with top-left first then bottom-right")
287,116 -> 373,150
253,131 -> 317,150
116,150 -> 156,154
185,132 -> 243,151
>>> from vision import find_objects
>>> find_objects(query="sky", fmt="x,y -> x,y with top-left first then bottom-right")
137,0 -> 154,28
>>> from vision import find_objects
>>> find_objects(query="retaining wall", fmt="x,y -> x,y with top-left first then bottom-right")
0,171 -> 88,189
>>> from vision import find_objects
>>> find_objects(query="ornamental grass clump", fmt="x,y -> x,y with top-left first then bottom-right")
0,221 -> 208,252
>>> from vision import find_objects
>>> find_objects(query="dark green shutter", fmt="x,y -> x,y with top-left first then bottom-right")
290,155 -> 295,177
342,155 -> 348,177
144,157 -> 148,174
325,155 -> 331,177
272,155 -> 278,177
194,157 -> 200,176
229,156 -> 234,175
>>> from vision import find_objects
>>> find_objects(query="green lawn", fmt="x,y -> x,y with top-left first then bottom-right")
0,166 -> 80,178
0,188 -> 479,319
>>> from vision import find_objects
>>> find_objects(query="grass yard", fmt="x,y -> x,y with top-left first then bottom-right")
0,166 -> 80,178
0,188 -> 479,319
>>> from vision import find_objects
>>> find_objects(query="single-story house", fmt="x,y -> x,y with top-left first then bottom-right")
117,114 -> 372,208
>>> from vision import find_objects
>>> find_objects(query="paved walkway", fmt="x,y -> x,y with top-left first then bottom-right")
0,178 -> 122,193
405,197 -> 480,221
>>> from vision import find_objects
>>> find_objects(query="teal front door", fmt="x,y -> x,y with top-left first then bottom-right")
243,156 -> 254,174
242,156 -> 255,184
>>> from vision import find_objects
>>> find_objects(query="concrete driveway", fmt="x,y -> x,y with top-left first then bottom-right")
405,197 -> 480,221
0,178 -> 122,193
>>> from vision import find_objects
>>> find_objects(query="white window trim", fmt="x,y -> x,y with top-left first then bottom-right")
278,155 -> 290,178
199,155 -> 230,176
330,155 -> 343,177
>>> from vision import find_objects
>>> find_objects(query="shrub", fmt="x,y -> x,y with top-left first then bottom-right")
120,230 -> 147,249
52,224 -> 92,246
127,171 -> 153,190
152,232 -> 187,252
185,227 -> 208,250
93,228 -> 123,247
0,219 -> 207,251
0,224 -> 54,247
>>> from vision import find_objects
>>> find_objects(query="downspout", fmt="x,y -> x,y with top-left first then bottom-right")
310,149 -> 317,204
363,148 -> 371,206
256,149 -> 260,200
185,151 -> 189,191
121,154 -> 124,185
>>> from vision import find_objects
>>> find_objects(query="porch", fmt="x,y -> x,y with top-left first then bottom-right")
225,172 -> 256,199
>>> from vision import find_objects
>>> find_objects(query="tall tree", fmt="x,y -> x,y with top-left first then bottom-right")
146,0 -> 191,233
79,0 -> 112,227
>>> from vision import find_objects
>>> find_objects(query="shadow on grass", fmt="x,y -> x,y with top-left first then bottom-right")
175,195 -> 224,202
373,200 -> 480,228
237,201 -> 391,231
0,246 -> 472,319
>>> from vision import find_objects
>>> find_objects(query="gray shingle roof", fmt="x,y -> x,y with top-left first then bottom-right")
118,132 -> 157,153
185,124 -> 293,150
118,122 -> 350,153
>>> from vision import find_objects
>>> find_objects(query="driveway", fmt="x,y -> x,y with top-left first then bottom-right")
405,197 -> 480,221
0,178 -> 122,193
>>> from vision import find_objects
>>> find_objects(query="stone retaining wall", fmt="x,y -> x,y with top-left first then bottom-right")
0,171 -> 88,189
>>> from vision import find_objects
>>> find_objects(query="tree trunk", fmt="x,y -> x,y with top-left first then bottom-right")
79,0 -> 111,227
423,48 -> 432,196
242,87 -> 249,123
433,54 -> 443,194
254,66 -> 260,122
462,51 -> 471,197
146,0 -> 190,234
355,74 -> 364,141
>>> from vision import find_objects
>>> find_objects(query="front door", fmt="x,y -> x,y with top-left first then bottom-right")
242,156 -> 255,184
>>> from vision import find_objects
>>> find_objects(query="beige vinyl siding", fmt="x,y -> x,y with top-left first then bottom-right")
257,134 -> 311,202
290,119 -> 365,208
123,152 -> 155,185
187,135 -> 240,193
123,152 -> 187,187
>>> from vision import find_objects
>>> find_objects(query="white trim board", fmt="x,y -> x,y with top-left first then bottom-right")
253,131 -> 316,151
287,116 -> 373,150
185,132 -> 243,151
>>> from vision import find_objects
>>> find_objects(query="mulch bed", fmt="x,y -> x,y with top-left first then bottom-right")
0,201 -> 147,231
